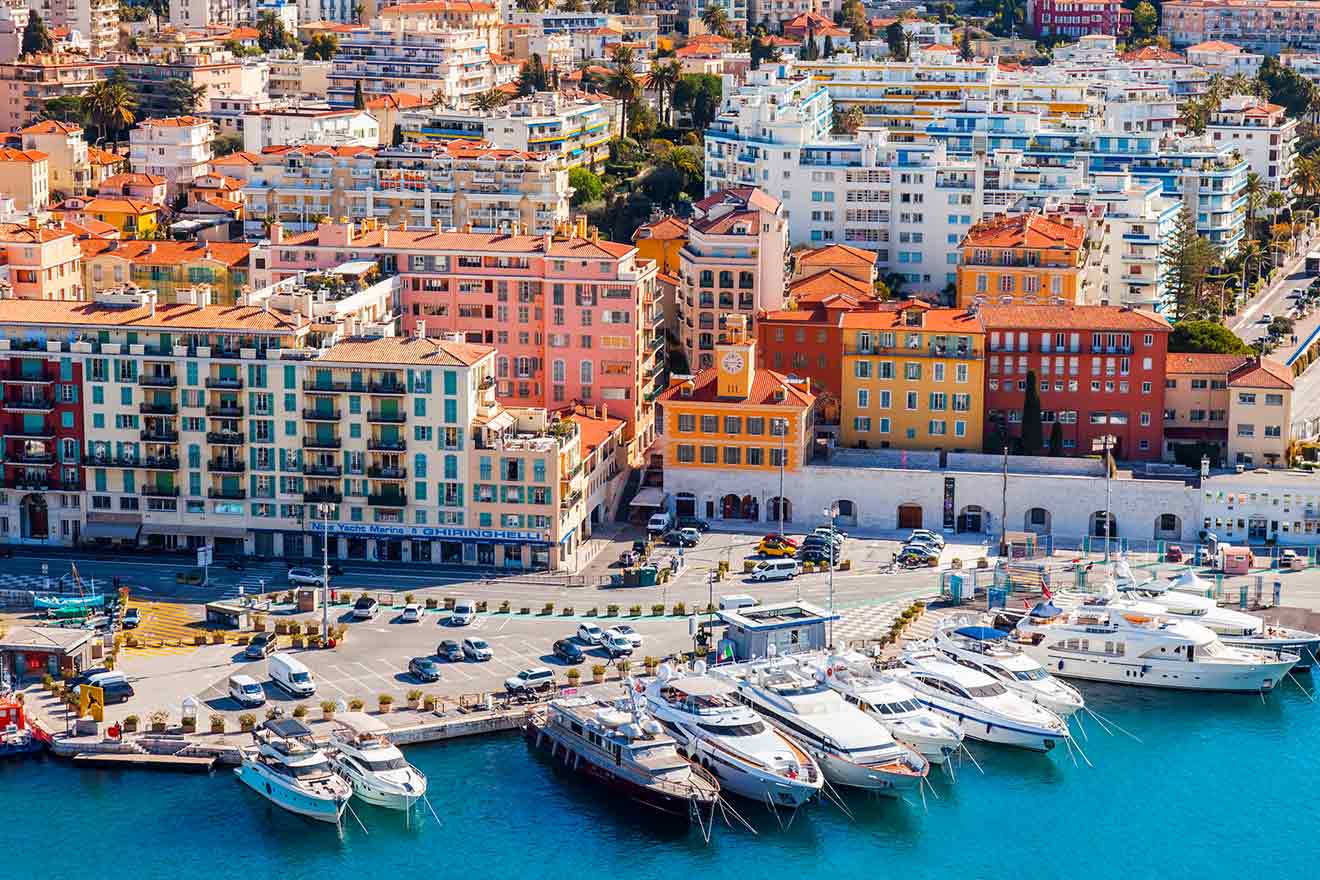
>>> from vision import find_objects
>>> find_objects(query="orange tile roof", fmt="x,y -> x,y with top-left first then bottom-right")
73,197 -> 159,216
564,407 -> 625,455
656,271 -> 679,286
658,367 -> 816,408
0,148 -> 47,163
693,186 -> 780,217
0,300 -> 304,333
789,270 -> 875,301
1187,39 -> 1242,52
977,304 -> 1169,331
226,26 -> 260,39
282,226 -> 635,259
962,212 -> 1086,251
841,303 -> 984,334
366,92 -> 431,111
688,33 -> 732,44
1166,353 -> 1250,375
261,144 -> 376,158
1119,46 -> 1183,62
1228,357 -> 1293,389
196,195 -> 243,212
796,243 -> 877,268
633,216 -> 689,241
675,43 -> 723,58
79,239 -> 252,267
194,174 -> 244,191
211,151 -> 261,167
100,172 -> 167,190
19,120 -> 82,136
320,335 -> 493,366
379,0 -> 495,12
0,222 -> 76,244
138,115 -> 210,127
88,146 -> 125,166
61,217 -> 119,239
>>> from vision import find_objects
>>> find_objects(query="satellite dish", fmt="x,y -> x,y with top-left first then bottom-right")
655,662 -> 675,682
692,659 -> 707,675
767,643 -> 778,657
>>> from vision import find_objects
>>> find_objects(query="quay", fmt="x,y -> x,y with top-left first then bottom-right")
72,753 -> 216,772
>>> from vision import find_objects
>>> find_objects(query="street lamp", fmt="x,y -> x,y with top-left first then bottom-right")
772,417 -> 788,537
318,502 -> 334,642
822,504 -> 837,649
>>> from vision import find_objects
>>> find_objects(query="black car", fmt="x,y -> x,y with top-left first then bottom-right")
245,632 -> 278,660
436,640 -> 464,662
553,638 -> 584,663
801,535 -> 843,551
101,680 -> 134,704
70,667 -> 113,687
122,608 -> 140,629
0,543 -> 13,559
409,656 -> 441,682
798,547 -> 833,564
677,516 -> 710,533
662,530 -> 697,548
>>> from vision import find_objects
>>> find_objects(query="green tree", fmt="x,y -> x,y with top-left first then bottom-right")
832,105 -> 864,135
1168,320 -> 1252,354
213,131 -> 243,157
606,59 -> 641,139
1048,420 -> 1063,457
958,26 -> 973,61
161,78 -> 206,116
518,54 -> 550,95
1021,369 -> 1043,456
471,88 -> 509,112
886,21 -> 906,60
304,33 -> 338,61
1161,206 -> 1219,320
352,79 -> 366,110
842,0 -> 870,41
1131,0 -> 1158,43
1244,171 -> 1265,230
648,59 -> 681,125
85,78 -> 137,144
21,10 -> 54,57
40,94 -> 87,125
701,2 -> 731,36
823,34 -> 835,57
257,11 -> 297,52
673,73 -> 722,131
569,167 -> 604,206
1257,55 -> 1315,118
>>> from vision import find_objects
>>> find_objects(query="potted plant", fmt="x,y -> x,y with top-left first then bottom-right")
591,664 -> 606,684
499,600 -> 510,613
566,667 -> 582,686
422,694 -> 438,712
287,621 -> 301,635
320,700 -> 337,721
617,659 -> 632,678
193,634 -> 207,646
425,597 -> 438,610
209,713 -> 226,734
644,656 -> 659,674
181,714 -> 197,733
291,635 -> 305,649
41,673 -> 54,692
407,688 -> 424,710
443,597 -> 456,610
274,621 -> 289,635
349,697 -> 365,711
252,614 -> 267,632
211,632 -> 225,644
672,601 -> 686,616
123,714 -> 140,733
542,602 -> 555,615
378,694 -> 394,714
476,600 -> 488,612
629,604 -> 641,616
651,603 -> 665,616
586,606 -> 598,617
405,593 -> 416,605
520,606 -> 531,615
562,606 -> 574,616
292,704 -> 308,720
148,710 -> 168,733
238,713 -> 255,732
606,604 -> 619,617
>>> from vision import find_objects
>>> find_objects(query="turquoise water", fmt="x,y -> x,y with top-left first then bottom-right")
10,682 -> 1318,880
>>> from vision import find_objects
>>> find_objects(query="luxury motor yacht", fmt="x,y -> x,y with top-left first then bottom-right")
710,657 -> 928,796
644,662 -> 822,808
326,712 -> 428,811
234,719 -> 352,824
1013,600 -> 1299,693
927,617 -> 1085,716
896,649 -> 1072,752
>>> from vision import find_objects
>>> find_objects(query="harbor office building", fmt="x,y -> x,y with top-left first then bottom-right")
0,292 -> 599,571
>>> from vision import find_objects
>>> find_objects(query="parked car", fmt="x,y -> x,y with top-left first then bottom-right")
606,624 -> 643,648
897,546 -> 940,567
908,529 -> 945,549
553,638 -> 585,663
1164,544 -> 1184,563
121,608 -> 140,629
601,631 -> 634,658
400,603 -> 422,622
678,516 -> 710,532
505,667 -> 555,694
74,672 -> 134,704
449,600 -> 477,626
663,529 -> 698,548
228,674 -> 265,708
408,656 -> 441,682
1279,548 -> 1300,567
904,534 -> 944,552
762,533 -> 798,547
718,594 -> 759,611
462,638 -> 493,661
756,539 -> 796,557
352,596 -> 379,620
748,559 -> 800,581
813,526 -> 848,540
802,534 -> 843,551
286,567 -> 325,587
245,632 -> 278,660
576,622 -> 604,644
798,547 -> 834,564
647,511 -> 673,534
436,640 -> 464,662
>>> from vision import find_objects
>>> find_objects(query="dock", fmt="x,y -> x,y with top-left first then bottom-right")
72,752 -> 216,772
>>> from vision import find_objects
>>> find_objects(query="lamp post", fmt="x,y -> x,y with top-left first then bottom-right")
822,504 -> 837,648
319,502 -> 333,642
1103,435 -> 1113,564
772,417 -> 788,536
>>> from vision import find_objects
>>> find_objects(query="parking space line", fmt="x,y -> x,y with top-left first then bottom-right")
447,664 -> 475,680
320,678 -> 350,697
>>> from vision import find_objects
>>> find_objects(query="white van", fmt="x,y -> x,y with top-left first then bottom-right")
228,674 -> 266,707
719,594 -> 760,611
647,511 -> 673,534
268,652 -> 316,697
748,559 -> 799,582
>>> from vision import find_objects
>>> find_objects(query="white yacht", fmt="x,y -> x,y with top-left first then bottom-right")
812,653 -> 965,765
710,657 -> 928,796
927,618 -> 1085,716
1013,600 -> 1299,693
327,712 -> 428,811
644,663 -> 823,807
234,719 -> 352,824
896,649 -> 1072,753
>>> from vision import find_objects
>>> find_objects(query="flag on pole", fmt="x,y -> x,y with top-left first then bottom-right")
719,642 -> 734,664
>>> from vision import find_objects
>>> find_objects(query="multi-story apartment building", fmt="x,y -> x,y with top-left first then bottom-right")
1186,40 -> 1265,76
267,55 -> 334,101
631,215 -> 687,276
0,1 -> 29,63
129,117 -> 216,201
170,0 -> 232,28
34,0 -> 117,56
1076,170 -> 1179,312
240,106 -> 380,153
838,302 -> 985,451
327,26 -> 512,108
1026,0 -> 1131,37
1207,94 -> 1297,193
1164,353 -> 1293,468
677,187 -> 786,372
980,305 -> 1170,460
0,149 -> 50,214
658,322 -> 815,523
955,213 -> 1092,310
252,218 -> 661,462
378,0 -> 503,50
117,54 -> 260,118
0,55 -> 106,135
400,91 -> 615,169
19,120 -> 89,200
507,10 -> 661,55
80,240 -> 253,305
218,140 -> 570,235
1161,0 -> 1320,52
0,220 -> 83,301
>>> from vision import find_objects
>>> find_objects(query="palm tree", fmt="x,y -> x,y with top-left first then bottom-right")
516,0 -> 544,9
86,79 -> 137,145
701,2 -> 730,37
590,0 -> 611,10
1244,171 -> 1265,230
559,0 -> 584,10
610,44 -> 636,69
647,58 -> 681,126
1267,188 -> 1287,227
1224,73 -> 1254,98
471,88 -> 509,112
606,62 -> 641,138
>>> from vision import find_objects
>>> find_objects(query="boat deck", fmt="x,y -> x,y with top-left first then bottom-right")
72,752 -> 216,772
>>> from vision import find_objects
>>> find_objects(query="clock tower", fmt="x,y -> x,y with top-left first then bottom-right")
715,316 -> 755,399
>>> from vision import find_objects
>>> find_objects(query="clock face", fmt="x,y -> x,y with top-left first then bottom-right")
722,351 -> 745,373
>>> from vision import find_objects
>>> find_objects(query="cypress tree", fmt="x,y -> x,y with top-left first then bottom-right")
1048,420 -> 1063,456
1021,369 -> 1043,456
353,80 -> 366,110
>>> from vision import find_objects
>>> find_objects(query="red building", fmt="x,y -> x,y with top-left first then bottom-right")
1027,0 -> 1132,37
979,305 -> 1169,460
0,350 -> 84,541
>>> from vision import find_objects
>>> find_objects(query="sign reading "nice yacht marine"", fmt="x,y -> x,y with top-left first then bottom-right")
309,522 -> 551,543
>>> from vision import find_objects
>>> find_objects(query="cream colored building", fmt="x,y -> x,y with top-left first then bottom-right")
19,120 -> 89,199
0,149 -> 50,213
1164,353 -> 1293,469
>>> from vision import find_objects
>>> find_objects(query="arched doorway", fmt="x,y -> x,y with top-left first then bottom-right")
1024,507 -> 1051,535
1091,511 -> 1117,538
768,497 -> 792,524
590,504 -> 603,527
740,495 -> 759,521
957,505 -> 985,533
675,492 -> 696,518
20,493 -> 47,540
896,503 -> 922,530
721,493 -> 740,519
1153,513 -> 1182,541
833,499 -> 858,528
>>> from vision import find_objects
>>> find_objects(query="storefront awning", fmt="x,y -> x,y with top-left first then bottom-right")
629,487 -> 666,508
140,523 -> 249,540
1164,427 -> 1227,442
82,521 -> 141,540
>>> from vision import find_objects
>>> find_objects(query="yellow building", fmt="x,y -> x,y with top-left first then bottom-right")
658,320 -> 815,522
839,301 -> 985,451
58,195 -> 160,238
80,239 -> 252,304
955,212 -> 1089,309
631,215 -> 688,276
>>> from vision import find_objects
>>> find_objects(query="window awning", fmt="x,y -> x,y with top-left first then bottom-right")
629,487 -> 666,508
82,521 -> 141,541
140,523 -> 249,540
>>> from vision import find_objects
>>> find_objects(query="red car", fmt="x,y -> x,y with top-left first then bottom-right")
1165,545 -> 1184,563
762,533 -> 798,547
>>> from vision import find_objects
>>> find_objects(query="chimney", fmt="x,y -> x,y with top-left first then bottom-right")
415,319 -> 426,339
575,215 -> 587,238
269,220 -> 284,244
464,222 -> 473,234
433,220 -> 442,234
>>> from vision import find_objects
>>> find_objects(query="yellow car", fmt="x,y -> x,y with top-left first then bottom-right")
756,540 -> 795,557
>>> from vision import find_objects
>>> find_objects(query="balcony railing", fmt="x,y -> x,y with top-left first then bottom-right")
206,405 -> 244,418
12,451 -> 53,464
3,397 -> 54,412
142,456 -> 180,470
367,438 -> 406,451
303,436 -> 343,449
303,463 -> 343,477
366,411 -> 407,424
302,380 -> 351,392
141,486 -> 180,497
206,431 -> 244,445
368,380 -> 406,395
205,376 -> 243,389
138,374 -> 177,387
140,429 -> 179,443
209,459 -> 245,473
367,466 -> 408,480
208,487 -> 247,500
303,489 -> 344,503
302,408 -> 342,421
140,402 -> 178,415
368,492 -> 408,507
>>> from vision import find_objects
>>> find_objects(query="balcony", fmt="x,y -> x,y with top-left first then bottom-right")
367,437 -> 406,451
206,404 -> 244,418
368,380 -> 406,396
302,408 -> 341,421
367,466 -> 408,480
302,380 -> 351,392
208,487 -> 247,500
6,477 -> 51,491
3,396 -> 54,412
303,463 -> 343,477
141,485 -> 180,497
303,436 -> 343,450
209,459 -> 246,473
304,488 -> 344,504
561,489 -> 583,510
140,428 -> 179,443
139,401 -> 178,415
138,374 -> 177,387
142,456 -> 180,470
2,372 -> 53,385
206,431 -> 244,445
205,376 -> 243,390
368,492 -> 408,507
366,411 -> 407,424
12,450 -> 53,464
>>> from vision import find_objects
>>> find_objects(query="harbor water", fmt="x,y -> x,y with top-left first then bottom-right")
11,682 -> 1318,880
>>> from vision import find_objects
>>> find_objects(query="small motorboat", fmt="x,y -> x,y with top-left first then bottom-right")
0,697 -> 43,758
234,719 -> 352,824
327,712 -> 427,811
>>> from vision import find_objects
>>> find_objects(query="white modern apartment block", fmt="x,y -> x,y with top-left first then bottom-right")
170,0 -> 236,29
1073,171 -> 1179,311
35,0 -> 117,56
507,11 -> 660,58
267,55 -> 333,101
241,106 -> 381,153
128,116 -> 216,200
327,24 -> 509,108
1185,40 -> 1263,76
1207,94 -> 1297,192
253,0 -> 298,31
299,0 -> 355,23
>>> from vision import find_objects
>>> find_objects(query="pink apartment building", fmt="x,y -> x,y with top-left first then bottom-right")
254,218 -> 662,461
0,218 -> 83,301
